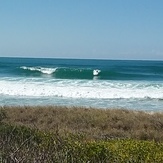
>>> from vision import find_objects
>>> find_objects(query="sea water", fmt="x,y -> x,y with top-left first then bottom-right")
0,57 -> 163,111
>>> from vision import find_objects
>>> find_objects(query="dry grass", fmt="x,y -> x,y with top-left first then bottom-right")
1,106 -> 163,141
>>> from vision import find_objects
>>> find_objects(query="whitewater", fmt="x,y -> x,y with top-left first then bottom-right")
0,57 -> 163,111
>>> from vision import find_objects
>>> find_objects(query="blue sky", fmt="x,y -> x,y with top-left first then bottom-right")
0,0 -> 163,60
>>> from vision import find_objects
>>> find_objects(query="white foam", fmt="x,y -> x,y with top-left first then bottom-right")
0,78 -> 163,100
20,66 -> 57,74
93,69 -> 101,76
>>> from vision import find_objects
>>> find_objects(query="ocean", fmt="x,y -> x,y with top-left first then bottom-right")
0,57 -> 163,111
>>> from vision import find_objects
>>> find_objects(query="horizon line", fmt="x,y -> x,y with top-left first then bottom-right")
0,56 -> 163,62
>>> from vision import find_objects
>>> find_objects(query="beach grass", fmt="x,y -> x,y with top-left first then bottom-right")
1,106 -> 163,162
1,106 -> 163,141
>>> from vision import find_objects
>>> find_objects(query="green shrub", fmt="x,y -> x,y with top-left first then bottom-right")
1,123 -> 163,162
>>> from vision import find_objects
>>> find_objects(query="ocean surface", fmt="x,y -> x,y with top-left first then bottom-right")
0,57 -> 163,111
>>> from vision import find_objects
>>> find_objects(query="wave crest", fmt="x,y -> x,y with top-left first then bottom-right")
20,66 -> 57,74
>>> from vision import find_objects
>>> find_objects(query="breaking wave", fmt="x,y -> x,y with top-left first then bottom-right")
19,66 -> 102,79
18,66 -> 163,80
20,66 -> 57,74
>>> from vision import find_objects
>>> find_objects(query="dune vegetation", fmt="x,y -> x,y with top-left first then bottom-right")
1,106 -> 163,162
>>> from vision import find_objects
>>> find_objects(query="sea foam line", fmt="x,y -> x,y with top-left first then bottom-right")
0,79 -> 163,99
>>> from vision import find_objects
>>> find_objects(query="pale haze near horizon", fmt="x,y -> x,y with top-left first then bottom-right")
0,0 -> 163,60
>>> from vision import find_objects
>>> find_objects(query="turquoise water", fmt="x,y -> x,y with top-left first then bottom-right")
0,57 -> 163,111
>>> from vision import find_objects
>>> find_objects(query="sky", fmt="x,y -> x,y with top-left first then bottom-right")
0,0 -> 163,60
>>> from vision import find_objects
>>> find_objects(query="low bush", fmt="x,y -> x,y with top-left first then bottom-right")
1,123 -> 163,162
2,106 -> 163,141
